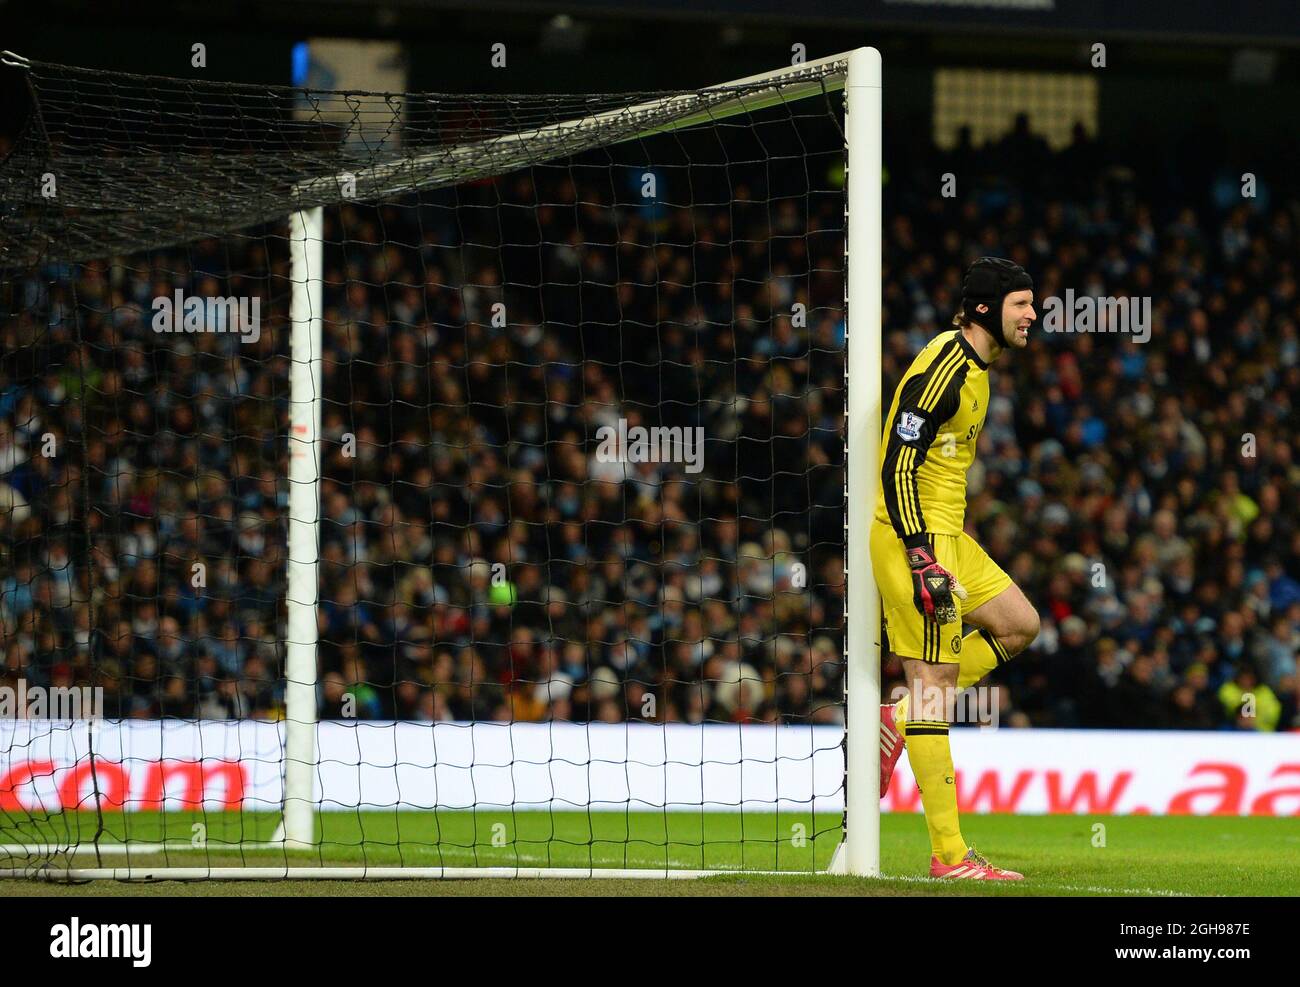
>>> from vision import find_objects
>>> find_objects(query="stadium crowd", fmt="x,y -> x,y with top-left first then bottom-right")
0,114 -> 1297,732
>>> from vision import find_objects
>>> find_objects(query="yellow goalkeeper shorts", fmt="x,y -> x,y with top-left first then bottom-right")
869,521 -> 1013,664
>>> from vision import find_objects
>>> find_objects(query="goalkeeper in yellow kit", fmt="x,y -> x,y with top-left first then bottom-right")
874,257 -> 1041,881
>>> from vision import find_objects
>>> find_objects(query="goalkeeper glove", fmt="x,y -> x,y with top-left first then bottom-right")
904,537 -> 968,626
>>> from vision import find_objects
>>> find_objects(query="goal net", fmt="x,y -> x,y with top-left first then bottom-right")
0,48 -> 881,880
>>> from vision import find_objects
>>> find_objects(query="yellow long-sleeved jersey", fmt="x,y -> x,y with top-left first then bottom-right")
873,329 -> 991,540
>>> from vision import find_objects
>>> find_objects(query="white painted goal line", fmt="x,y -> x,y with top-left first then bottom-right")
0,849 -> 1188,894
0,842 -> 286,855
0,843 -> 820,880
0,866 -> 1191,894
0,844 -> 754,869
2,866 -> 807,881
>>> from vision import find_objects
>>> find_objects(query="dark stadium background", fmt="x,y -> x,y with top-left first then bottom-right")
1,0 -> 1298,734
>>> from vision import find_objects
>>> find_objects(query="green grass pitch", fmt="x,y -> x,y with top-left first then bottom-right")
1,811 -> 1295,896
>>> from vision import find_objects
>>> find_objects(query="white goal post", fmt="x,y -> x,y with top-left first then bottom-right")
9,46 -> 882,882
834,45 -> 883,877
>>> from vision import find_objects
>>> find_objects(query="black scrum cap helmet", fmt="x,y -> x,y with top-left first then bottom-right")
961,257 -> 1033,334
